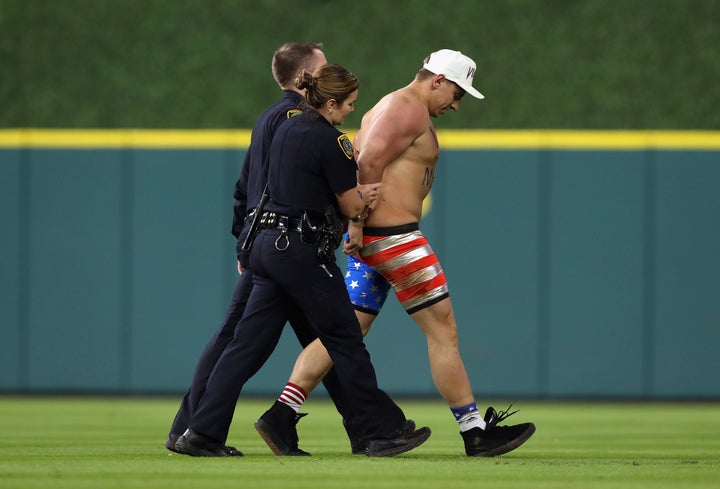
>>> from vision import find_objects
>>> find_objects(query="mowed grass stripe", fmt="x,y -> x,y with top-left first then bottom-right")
0,397 -> 718,489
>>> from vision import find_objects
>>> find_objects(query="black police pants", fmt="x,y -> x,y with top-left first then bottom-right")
186,229 -> 405,442
169,255 -> 352,441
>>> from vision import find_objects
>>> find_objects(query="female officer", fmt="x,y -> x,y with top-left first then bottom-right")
175,64 -> 430,458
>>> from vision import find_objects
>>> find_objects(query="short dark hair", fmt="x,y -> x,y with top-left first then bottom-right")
272,42 -> 324,88
415,68 -> 435,81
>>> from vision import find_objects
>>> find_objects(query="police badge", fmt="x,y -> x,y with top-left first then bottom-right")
337,134 -> 354,159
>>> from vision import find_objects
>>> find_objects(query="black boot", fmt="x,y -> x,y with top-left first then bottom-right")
254,401 -> 311,456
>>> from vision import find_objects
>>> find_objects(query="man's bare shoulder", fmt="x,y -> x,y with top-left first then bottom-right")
364,88 -> 429,136
383,88 -> 429,117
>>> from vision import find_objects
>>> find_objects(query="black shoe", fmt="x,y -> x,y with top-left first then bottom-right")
366,420 -> 431,457
462,404 -> 536,457
254,401 -> 311,456
174,429 -> 244,457
165,433 -> 180,453
346,420 -> 417,455
350,439 -> 366,455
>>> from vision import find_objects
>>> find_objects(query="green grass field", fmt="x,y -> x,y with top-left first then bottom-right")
0,396 -> 717,489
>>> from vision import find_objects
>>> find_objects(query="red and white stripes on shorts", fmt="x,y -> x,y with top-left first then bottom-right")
359,228 -> 449,314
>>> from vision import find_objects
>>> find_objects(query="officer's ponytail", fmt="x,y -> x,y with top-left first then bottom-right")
295,71 -> 317,91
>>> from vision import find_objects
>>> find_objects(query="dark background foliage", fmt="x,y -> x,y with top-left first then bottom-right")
2,0 -> 718,129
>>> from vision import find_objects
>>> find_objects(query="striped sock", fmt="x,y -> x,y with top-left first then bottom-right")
278,382 -> 308,413
450,402 -> 487,432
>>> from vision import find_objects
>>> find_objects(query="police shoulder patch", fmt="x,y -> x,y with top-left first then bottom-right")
286,109 -> 302,118
337,134 -> 354,159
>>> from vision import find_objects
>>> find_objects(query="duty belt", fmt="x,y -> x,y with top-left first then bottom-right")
259,211 -> 303,233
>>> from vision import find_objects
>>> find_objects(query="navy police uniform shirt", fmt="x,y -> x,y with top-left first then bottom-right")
264,111 -> 357,218
231,90 -> 304,238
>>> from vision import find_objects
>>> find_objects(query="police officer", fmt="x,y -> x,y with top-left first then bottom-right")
175,64 -> 431,458
167,42 -> 352,456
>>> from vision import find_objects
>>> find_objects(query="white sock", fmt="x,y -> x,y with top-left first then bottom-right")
451,402 -> 487,432
458,411 -> 486,432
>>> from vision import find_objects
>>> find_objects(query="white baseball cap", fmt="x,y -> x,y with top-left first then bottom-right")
423,49 -> 484,99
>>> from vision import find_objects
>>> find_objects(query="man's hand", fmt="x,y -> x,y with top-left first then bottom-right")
357,182 -> 382,209
343,221 -> 364,255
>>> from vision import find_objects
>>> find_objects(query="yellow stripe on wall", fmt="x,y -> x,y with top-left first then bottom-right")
0,129 -> 253,148
436,130 -> 720,149
1,129 -> 719,150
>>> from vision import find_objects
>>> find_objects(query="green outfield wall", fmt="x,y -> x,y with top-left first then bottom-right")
2,130 -> 719,399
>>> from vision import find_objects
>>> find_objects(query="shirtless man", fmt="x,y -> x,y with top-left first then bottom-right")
256,50 -> 536,457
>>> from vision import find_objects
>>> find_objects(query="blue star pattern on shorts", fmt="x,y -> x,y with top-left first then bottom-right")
345,253 -> 391,314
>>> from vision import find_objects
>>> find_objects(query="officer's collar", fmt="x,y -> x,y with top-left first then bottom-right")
284,90 -> 304,102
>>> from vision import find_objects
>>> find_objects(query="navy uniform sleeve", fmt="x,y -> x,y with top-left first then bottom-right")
231,151 -> 251,238
321,132 -> 358,195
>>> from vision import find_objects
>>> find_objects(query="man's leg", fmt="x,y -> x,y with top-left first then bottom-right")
358,228 -> 486,431
410,297 -> 536,456
283,311 -> 376,393
409,297 -> 475,407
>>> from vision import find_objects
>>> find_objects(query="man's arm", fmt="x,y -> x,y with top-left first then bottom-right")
355,100 -> 428,184
336,185 -> 368,220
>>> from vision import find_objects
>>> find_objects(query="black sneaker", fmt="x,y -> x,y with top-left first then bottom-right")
366,420 -> 431,457
174,429 -> 244,457
461,404 -> 536,457
165,433 -> 180,453
254,401 -> 311,456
